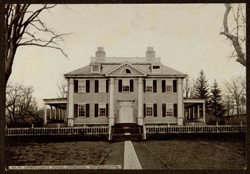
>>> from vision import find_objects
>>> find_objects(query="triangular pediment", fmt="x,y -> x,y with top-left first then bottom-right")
105,62 -> 147,77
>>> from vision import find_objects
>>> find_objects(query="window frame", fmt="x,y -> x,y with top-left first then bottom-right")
78,79 -> 86,93
166,80 -> 173,93
98,103 -> 106,117
146,103 -> 153,117
122,79 -> 130,92
91,65 -> 100,73
78,103 -> 86,117
166,103 -> 174,117
99,79 -> 106,93
145,79 -> 153,93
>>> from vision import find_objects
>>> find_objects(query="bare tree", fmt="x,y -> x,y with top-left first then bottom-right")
224,77 -> 245,117
5,83 -> 43,127
56,74 -> 68,98
5,4 -> 69,85
220,3 -> 246,66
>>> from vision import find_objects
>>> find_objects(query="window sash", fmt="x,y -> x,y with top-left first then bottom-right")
99,104 -> 106,117
146,104 -> 153,117
78,104 -> 86,117
166,103 -> 173,116
122,79 -> 130,92
78,80 -> 86,93
99,79 -> 106,93
146,79 -> 153,92
166,80 -> 173,92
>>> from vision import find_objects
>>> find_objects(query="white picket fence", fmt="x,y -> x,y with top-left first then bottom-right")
146,125 -> 246,134
5,127 -> 109,136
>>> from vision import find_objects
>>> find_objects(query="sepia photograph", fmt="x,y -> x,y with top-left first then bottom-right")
3,2 -> 247,171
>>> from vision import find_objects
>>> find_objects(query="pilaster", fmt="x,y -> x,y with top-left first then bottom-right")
67,78 -> 74,127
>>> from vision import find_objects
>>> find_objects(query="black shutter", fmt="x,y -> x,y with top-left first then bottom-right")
174,103 -> 178,117
86,80 -> 90,93
74,80 -> 78,93
118,80 -> 122,92
162,104 -> 166,117
130,79 -> 134,92
143,80 -> 146,92
106,79 -> 109,93
74,104 -> 78,117
95,104 -> 99,117
153,103 -> 157,117
95,80 -> 99,93
153,80 -> 157,93
162,80 -> 165,93
173,80 -> 177,92
106,104 -> 109,117
86,104 -> 90,117
144,104 -> 146,117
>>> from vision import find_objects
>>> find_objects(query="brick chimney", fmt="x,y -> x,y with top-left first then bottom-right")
146,47 -> 155,58
95,47 -> 106,57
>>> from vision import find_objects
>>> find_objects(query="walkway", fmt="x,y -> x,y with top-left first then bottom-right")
124,141 -> 142,169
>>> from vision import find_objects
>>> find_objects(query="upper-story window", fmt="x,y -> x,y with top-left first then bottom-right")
95,79 -> 109,93
74,80 -> 90,93
118,79 -> 134,92
145,80 -> 153,92
151,64 -> 161,73
162,80 -> 177,93
144,79 -> 157,93
78,80 -> 86,93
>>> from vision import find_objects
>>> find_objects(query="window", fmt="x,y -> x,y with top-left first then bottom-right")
146,104 -> 153,117
122,79 -> 130,92
144,103 -> 157,117
91,65 -> 100,73
166,104 -> 173,116
153,66 -> 160,69
78,104 -> 86,117
92,66 -> 99,72
145,80 -> 153,92
78,80 -> 86,93
166,80 -> 173,92
99,79 -> 106,93
122,68 -> 131,74
99,104 -> 106,117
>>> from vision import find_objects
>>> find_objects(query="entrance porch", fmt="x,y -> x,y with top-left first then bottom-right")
184,98 -> 206,126
43,98 -> 67,126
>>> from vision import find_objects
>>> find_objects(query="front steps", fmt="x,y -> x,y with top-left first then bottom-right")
112,123 -> 143,142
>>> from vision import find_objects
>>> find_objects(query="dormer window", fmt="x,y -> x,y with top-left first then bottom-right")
91,65 -> 100,73
151,64 -> 161,73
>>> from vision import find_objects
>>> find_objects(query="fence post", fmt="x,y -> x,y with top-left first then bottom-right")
57,123 -> 60,129
32,124 -> 34,129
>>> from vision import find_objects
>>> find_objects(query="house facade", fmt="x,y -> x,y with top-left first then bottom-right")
43,47 -> 206,129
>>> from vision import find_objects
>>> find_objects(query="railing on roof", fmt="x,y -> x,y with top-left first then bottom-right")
5,126 -> 109,136
91,57 -> 161,63
145,125 -> 246,134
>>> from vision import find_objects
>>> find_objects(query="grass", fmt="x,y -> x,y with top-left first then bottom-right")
144,139 -> 246,169
6,141 -> 111,166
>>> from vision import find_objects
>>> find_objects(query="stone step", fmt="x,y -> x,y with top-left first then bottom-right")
113,127 -> 141,134
113,123 -> 138,128
112,134 -> 142,142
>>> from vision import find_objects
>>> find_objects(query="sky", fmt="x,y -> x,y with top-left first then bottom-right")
8,4 -> 246,107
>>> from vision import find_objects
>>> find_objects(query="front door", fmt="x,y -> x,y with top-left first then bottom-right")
118,101 -> 134,123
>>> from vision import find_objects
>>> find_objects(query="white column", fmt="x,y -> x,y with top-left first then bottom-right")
197,105 -> 200,118
50,105 -> 52,119
109,78 -> 115,126
55,107 -> 57,120
203,102 -> 206,122
188,108 -> 191,119
137,78 -> 143,125
177,78 -> 184,125
44,104 -> 47,124
193,106 -> 195,119
59,109 -> 61,120
67,78 -> 74,126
